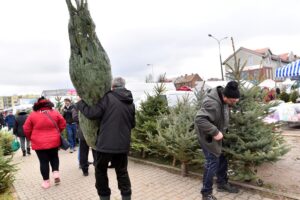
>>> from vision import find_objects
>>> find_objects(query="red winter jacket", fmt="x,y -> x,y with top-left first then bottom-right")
23,108 -> 66,150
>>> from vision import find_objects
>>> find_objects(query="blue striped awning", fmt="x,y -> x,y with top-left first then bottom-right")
275,59 -> 300,78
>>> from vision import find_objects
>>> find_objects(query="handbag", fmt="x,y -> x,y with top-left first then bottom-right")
43,112 -> 70,150
11,137 -> 20,152
59,135 -> 70,150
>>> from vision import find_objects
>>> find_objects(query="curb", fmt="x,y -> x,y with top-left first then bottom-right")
282,133 -> 300,137
129,156 -> 300,200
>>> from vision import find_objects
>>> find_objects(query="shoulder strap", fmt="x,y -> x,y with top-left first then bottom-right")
43,111 -> 60,134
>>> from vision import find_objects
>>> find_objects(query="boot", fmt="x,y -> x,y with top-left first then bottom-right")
41,180 -> 50,189
100,196 -> 110,200
217,183 -> 239,193
22,150 -> 26,157
122,195 -> 131,200
27,148 -> 31,155
202,194 -> 217,200
53,171 -> 61,185
82,170 -> 89,176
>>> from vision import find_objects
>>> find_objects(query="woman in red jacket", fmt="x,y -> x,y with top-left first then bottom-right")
23,97 -> 66,189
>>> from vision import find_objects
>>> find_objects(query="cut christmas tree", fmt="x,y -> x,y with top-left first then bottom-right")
66,0 -> 112,148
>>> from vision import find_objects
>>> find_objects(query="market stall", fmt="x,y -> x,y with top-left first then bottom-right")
266,59 -> 300,124
275,59 -> 300,78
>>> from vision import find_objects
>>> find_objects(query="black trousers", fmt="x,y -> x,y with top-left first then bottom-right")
79,138 -> 96,172
95,152 -> 131,197
36,148 -> 59,180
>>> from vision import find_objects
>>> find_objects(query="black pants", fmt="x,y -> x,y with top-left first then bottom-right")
19,136 -> 31,152
36,148 -> 59,180
95,152 -> 131,197
79,139 -> 96,172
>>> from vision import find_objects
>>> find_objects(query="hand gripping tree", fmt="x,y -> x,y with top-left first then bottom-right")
224,37 -> 289,184
66,0 -> 112,148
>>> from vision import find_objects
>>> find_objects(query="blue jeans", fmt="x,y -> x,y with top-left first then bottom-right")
66,123 -> 77,149
201,147 -> 228,195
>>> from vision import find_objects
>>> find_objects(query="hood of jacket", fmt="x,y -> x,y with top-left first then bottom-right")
111,88 -> 134,104
206,86 -> 224,106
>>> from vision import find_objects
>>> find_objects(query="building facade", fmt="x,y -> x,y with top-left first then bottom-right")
223,47 -> 298,83
174,73 -> 203,89
0,96 -> 20,111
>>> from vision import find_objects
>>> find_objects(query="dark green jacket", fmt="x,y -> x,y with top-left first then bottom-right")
194,87 -> 229,156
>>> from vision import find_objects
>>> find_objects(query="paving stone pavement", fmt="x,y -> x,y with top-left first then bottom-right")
12,149 -> 274,200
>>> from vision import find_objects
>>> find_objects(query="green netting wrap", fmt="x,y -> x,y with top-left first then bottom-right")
66,0 -> 112,149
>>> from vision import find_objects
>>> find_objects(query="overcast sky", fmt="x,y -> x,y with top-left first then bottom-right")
1,0 -> 300,96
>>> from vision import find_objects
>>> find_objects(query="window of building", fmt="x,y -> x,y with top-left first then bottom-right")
248,56 -> 253,66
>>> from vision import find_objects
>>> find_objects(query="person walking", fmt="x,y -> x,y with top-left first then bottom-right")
76,77 -> 135,200
23,97 -> 66,189
195,81 -> 240,200
5,111 -> 15,131
13,109 -> 31,156
63,98 -> 77,153
72,106 -> 96,176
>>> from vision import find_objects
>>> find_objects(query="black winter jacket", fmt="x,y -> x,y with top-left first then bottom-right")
71,107 -> 85,141
13,111 -> 28,137
63,104 -> 75,124
76,88 -> 135,153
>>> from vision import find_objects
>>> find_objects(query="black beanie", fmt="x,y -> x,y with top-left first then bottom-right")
223,81 -> 240,98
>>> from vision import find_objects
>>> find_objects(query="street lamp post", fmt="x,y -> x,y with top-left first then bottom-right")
147,64 -> 154,82
208,34 -> 228,81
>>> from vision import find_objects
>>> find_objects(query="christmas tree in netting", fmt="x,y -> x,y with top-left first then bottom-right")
223,38 -> 289,183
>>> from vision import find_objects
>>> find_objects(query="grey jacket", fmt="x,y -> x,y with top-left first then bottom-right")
194,87 -> 229,156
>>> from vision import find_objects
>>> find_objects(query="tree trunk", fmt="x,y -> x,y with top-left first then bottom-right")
142,149 -> 147,158
172,156 -> 176,167
181,162 -> 188,177
140,148 -> 144,157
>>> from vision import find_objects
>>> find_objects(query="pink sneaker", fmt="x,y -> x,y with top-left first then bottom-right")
41,180 -> 50,189
53,171 -> 60,185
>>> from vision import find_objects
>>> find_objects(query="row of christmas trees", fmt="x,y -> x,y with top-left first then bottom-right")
131,38 -> 289,184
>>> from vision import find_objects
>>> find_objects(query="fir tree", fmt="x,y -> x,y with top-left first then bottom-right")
289,90 -> 298,103
66,0 -> 112,148
54,96 -> 63,112
131,83 -> 169,157
223,37 -> 289,183
148,98 -> 200,176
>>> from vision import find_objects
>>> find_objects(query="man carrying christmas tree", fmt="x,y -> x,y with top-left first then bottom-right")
76,77 -> 135,200
195,81 -> 240,200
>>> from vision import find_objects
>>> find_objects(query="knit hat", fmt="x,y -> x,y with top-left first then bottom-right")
223,81 -> 240,99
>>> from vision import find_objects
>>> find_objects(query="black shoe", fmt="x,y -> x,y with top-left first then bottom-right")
100,195 -> 110,200
122,195 -> 131,200
27,148 -> 31,155
202,194 -> 217,200
83,171 -> 89,176
217,183 -> 239,193
22,151 -> 26,157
